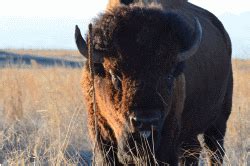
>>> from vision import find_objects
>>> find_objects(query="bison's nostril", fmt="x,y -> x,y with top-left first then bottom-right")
129,115 -> 160,131
130,116 -> 143,129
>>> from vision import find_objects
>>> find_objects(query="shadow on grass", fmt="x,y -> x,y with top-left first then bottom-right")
78,151 -> 92,166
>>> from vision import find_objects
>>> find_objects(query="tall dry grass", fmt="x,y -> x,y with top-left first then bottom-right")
0,57 -> 249,165
0,64 -> 90,165
223,60 -> 250,165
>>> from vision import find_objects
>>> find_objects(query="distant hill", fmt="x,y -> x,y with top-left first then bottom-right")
0,50 -> 83,68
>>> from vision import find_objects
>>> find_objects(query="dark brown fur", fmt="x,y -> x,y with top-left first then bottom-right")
79,4 -> 232,165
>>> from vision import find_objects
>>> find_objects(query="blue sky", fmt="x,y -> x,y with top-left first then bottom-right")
1,0 -> 249,18
0,0 -> 250,58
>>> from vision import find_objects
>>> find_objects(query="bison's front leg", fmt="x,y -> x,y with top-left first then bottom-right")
156,112 -> 180,166
156,74 -> 186,165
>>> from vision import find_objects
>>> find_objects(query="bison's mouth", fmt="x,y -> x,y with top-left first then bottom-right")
117,129 -> 162,164
117,110 -> 165,164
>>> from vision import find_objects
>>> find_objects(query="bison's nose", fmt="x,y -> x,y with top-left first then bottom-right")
129,112 -> 161,134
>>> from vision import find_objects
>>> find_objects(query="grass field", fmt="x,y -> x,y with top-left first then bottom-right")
0,50 -> 249,165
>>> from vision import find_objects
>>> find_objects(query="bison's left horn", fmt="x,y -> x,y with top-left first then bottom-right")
177,18 -> 202,62
75,25 -> 104,63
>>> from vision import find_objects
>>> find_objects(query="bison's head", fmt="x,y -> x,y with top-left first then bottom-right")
76,6 -> 202,164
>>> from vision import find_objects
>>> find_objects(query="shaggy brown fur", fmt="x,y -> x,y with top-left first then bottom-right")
77,3 -> 232,165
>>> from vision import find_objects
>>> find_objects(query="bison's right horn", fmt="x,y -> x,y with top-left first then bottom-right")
75,25 -> 104,63
75,25 -> 87,57
177,18 -> 202,62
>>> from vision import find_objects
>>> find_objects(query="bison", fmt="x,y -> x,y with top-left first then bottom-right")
75,2 -> 232,165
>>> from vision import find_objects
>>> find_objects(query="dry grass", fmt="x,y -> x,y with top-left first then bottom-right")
223,60 -> 250,165
0,64 -> 89,165
0,54 -> 249,165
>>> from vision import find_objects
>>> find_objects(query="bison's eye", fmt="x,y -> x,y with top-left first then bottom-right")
109,70 -> 122,91
94,63 -> 105,76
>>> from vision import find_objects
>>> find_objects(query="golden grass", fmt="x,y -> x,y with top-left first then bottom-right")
0,66 -> 89,165
0,57 -> 249,165
223,60 -> 250,165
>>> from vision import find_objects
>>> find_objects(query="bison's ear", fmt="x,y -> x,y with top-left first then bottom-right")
177,18 -> 202,62
75,25 -> 88,58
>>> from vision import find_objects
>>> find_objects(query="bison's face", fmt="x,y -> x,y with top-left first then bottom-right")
81,52 -> 182,163
93,56 -> 182,163
75,6 -> 202,164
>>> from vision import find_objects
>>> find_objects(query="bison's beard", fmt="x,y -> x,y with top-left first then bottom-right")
116,130 -> 162,164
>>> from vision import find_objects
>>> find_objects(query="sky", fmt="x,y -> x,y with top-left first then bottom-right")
1,0 -> 250,18
0,0 -> 106,18
190,0 -> 250,15
0,0 -> 250,58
